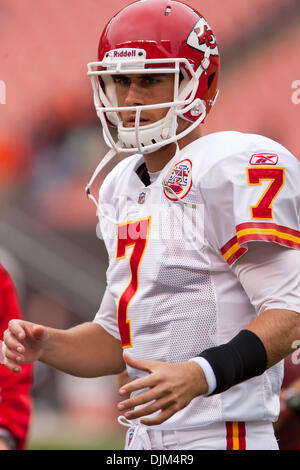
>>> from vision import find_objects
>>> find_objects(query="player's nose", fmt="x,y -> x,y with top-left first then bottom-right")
124,82 -> 145,107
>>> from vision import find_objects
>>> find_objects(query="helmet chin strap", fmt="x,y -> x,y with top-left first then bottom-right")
85,147 -> 118,214
86,101 -> 205,221
85,136 -> 170,220
85,113 -> 175,212
115,99 -> 206,155
117,107 -> 177,154
85,97 -> 205,222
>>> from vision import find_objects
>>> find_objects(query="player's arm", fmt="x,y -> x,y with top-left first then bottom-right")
44,321 -> 125,376
116,243 -> 300,425
117,306 -> 300,425
234,242 -> 300,370
3,287 -> 125,378
3,320 -> 125,377
246,309 -> 299,368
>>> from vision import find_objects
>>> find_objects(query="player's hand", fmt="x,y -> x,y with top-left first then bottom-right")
0,438 -> 13,450
117,352 -> 208,425
117,369 -> 134,412
118,369 -> 132,390
3,319 -> 49,373
289,378 -> 300,395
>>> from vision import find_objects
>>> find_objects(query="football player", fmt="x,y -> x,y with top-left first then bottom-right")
0,266 -> 32,450
2,0 -> 300,450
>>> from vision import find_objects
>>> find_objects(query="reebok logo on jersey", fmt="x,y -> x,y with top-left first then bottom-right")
163,159 -> 193,201
250,153 -> 279,165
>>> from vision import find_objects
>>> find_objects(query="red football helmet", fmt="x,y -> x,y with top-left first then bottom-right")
87,0 -> 220,155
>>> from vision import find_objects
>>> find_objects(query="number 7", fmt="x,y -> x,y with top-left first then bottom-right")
247,167 -> 285,219
116,217 -> 151,348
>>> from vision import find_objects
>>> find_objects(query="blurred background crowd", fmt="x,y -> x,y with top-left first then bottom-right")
0,0 -> 299,449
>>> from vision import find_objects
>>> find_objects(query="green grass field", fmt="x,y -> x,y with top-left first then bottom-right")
29,439 -> 124,450
28,434 -> 125,450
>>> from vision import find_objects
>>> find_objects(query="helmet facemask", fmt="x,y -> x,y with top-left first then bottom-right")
88,53 -> 208,155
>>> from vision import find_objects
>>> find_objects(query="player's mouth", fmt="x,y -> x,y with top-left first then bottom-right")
125,115 -> 151,127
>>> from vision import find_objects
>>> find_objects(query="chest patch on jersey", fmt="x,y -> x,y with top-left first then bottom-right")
250,153 -> 279,165
163,159 -> 193,201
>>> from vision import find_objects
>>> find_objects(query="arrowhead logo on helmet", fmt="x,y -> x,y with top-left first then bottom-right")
187,17 -> 218,57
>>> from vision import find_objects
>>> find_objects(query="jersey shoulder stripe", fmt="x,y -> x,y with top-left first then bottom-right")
221,222 -> 300,266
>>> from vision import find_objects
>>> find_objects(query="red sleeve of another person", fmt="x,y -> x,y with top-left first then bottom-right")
0,266 -> 33,449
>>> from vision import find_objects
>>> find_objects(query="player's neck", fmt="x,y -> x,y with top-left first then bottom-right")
143,126 -> 202,173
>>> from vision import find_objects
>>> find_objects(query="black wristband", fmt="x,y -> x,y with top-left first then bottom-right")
199,330 -> 267,396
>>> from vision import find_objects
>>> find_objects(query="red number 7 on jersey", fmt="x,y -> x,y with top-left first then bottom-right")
247,167 -> 285,219
116,217 -> 151,348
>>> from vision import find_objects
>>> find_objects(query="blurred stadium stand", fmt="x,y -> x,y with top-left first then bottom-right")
0,0 -> 299,449
206,20 -> 300,156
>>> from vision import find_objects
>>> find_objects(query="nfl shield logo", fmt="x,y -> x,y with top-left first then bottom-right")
138,192 -> 146,204
127,427 -> 135,448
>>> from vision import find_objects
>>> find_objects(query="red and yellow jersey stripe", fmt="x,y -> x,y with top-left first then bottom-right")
221,222 -> 300,266
226,421 -> 246,450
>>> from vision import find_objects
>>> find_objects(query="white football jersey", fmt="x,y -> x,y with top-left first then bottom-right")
94,131 -> 300,429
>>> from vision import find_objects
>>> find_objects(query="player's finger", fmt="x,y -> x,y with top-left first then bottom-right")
3,330 -> 24,353
4,345 -> 23,363
124,396 -> 176,421
140,405 -> 178,426
8,319 -> 26,340
32,325 -> 47,342
3,344 -> 22,370
119,373 -> 158,396
4,356 -> 22,373
123,352 -> 157,373
118,386 -> 166,411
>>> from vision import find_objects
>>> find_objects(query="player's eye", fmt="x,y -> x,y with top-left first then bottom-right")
140,77 -> 160,86
113,76 -> 131,86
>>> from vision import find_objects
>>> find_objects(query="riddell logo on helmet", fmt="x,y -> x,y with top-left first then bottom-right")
114,50 -> 136,58
106,48 -> 146,60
